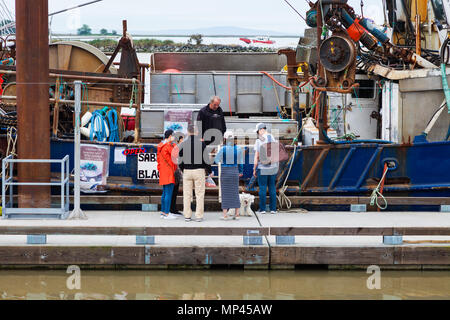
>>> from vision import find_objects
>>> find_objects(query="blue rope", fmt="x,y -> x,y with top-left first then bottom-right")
90,110 -> 108,142
107,108 -> 120,142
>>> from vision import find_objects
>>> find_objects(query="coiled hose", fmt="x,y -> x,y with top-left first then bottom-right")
107,108 -> 120,142
90,110 -> 108,142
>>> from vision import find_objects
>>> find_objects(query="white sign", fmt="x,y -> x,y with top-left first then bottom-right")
114,147 -> 127,164
137,153 -> 159,180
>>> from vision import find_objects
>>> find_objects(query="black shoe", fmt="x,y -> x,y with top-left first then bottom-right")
172,211 -> 183,216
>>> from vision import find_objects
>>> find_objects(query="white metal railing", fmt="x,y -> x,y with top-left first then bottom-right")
2,155 -> 70,219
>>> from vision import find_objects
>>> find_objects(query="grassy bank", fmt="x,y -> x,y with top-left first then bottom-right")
83,38 -> 277,53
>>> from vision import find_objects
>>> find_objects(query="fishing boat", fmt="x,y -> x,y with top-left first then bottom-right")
1,0 -> 450,213
239,36 -> 276,45
252,36 -> 276,44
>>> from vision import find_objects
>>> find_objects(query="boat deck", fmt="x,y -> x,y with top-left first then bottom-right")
0,210 -> 449,268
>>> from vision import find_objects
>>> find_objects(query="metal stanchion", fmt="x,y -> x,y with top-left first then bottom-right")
68,81 -> 88,220
218,162 -> 222,204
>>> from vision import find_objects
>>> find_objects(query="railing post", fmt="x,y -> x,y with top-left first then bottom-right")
2,157 -> 6,217
9,157 -> 13,209
68,81 -> 87,220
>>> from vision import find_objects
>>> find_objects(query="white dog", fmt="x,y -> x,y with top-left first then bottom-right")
239,193 -> 255,217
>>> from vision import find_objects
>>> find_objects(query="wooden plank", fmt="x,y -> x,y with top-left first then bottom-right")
150,196 -> 226,205
10,193 -> 445,206
0,247 -> 42,264
0,226 -> 269,236
0,246 -> 268,265
0,246 -> 145,265
394,247 -> 450,265
0,226 -> 147,236
145,246 -> 269,265
39,246 -> 145,265
394,227 -> 450,236
269,227 -> 394,236
77,196 -> 149,205
290,196 -> 359,205
359,197 -> 450,205
1,226 -> 448,237
270,247 -> 395,265
1,246 -> 449,266
57,44 -> 72,70
145,227 -> 269,236
12,195 -> 150,205
288,196 -> 450,206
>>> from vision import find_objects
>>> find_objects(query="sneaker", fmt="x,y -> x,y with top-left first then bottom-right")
258,211 -> 266,215
163,214 -> 178,220
185,217 -> 192,222
233,215 -> 240,220
195,218 -> 204,222
270,211 -> 278,214
160,213 -> 165,219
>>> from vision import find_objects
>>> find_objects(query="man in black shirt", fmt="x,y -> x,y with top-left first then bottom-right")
197,96 -> 227,146
178,125 -> 213,222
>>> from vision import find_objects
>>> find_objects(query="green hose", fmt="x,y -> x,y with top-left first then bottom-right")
440,63 -> 450,114
440,37 -> 450,114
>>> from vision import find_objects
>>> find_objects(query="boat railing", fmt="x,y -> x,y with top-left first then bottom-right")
1,155 -> 70,220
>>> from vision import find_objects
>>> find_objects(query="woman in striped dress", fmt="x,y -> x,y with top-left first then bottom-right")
214,131 -> 244,220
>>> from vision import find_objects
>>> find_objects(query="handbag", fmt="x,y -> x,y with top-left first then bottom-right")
259,135 -> 289,165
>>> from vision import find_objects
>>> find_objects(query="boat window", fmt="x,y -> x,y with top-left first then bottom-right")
352,80 -> 375,99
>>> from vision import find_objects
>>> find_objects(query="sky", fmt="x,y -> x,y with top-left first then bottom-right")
4,0 -> 384,34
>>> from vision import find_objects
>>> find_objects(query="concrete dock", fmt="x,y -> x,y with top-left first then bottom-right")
0,210 -> 449,268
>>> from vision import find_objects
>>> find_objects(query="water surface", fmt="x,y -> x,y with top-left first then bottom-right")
1,269 -> 449,300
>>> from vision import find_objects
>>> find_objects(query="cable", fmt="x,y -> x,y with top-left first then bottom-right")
49,0 -> 103,17
282,0 -> 307,22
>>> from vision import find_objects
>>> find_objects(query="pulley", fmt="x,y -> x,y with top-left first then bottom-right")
319,36 -> 355,73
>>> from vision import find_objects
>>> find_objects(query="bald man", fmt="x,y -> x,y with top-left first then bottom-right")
197,96 -> 227,146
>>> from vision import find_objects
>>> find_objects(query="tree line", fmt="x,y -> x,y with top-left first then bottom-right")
77,24 -> 117,36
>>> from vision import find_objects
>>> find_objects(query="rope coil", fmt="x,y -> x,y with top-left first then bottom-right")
370,164 -> 389,210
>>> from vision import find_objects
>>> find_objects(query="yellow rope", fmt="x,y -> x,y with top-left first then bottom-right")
403,240 -> 450,244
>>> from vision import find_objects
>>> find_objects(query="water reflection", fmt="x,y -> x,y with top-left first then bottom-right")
0,270 -> 449,300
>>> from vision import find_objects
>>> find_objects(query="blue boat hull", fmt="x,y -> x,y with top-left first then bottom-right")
284,141 -> 450,196
50,139 -> 450,197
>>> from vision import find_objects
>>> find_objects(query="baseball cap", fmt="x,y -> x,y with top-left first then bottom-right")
224,130 -> 234,140
255,123 -> 267,133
